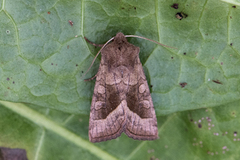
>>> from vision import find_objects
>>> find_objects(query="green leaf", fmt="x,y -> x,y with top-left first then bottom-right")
222,0 -> 240,6
0,0 -> 240,159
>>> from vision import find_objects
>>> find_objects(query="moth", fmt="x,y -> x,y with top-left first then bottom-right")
85,33 -> 173,143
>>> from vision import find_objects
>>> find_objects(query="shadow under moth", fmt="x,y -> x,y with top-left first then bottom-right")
84,32 -> 173,143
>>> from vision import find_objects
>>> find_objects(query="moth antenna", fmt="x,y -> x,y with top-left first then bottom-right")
81,37 -> 115,79
125,35 -> 178,49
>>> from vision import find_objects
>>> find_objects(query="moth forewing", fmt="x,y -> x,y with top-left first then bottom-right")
87,32 -> 159,142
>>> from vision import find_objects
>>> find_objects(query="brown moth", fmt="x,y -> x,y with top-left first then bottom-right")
86,32 -> 172,143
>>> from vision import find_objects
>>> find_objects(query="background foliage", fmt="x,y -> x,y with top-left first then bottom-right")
0,0 -> 240,159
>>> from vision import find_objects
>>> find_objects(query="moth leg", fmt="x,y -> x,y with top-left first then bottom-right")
84,74 -> 97,81
84,37 -> 104,47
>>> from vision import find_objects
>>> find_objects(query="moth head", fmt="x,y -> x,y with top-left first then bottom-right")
114,32 -> 128,45
82,33 -> 177,79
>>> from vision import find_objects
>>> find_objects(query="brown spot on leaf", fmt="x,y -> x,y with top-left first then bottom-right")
67,45 -> 69,49
6,78 -> 9,81
183,52 -> 186,55
212,80 -> 222,84
176,13 -> 183,20
76,64 -> 78,66
51,63 -> 53,65
13,81 -> 15,84
47,11 -> 51,14
68,20 -> 73,26
179,82 -> 187,88
171,57 -> 174,59
230,43 -> 233,46
171,3 -> 179,9
198,123 -> 202,128
175,12 -> 188,20
232,6 -> 236,8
